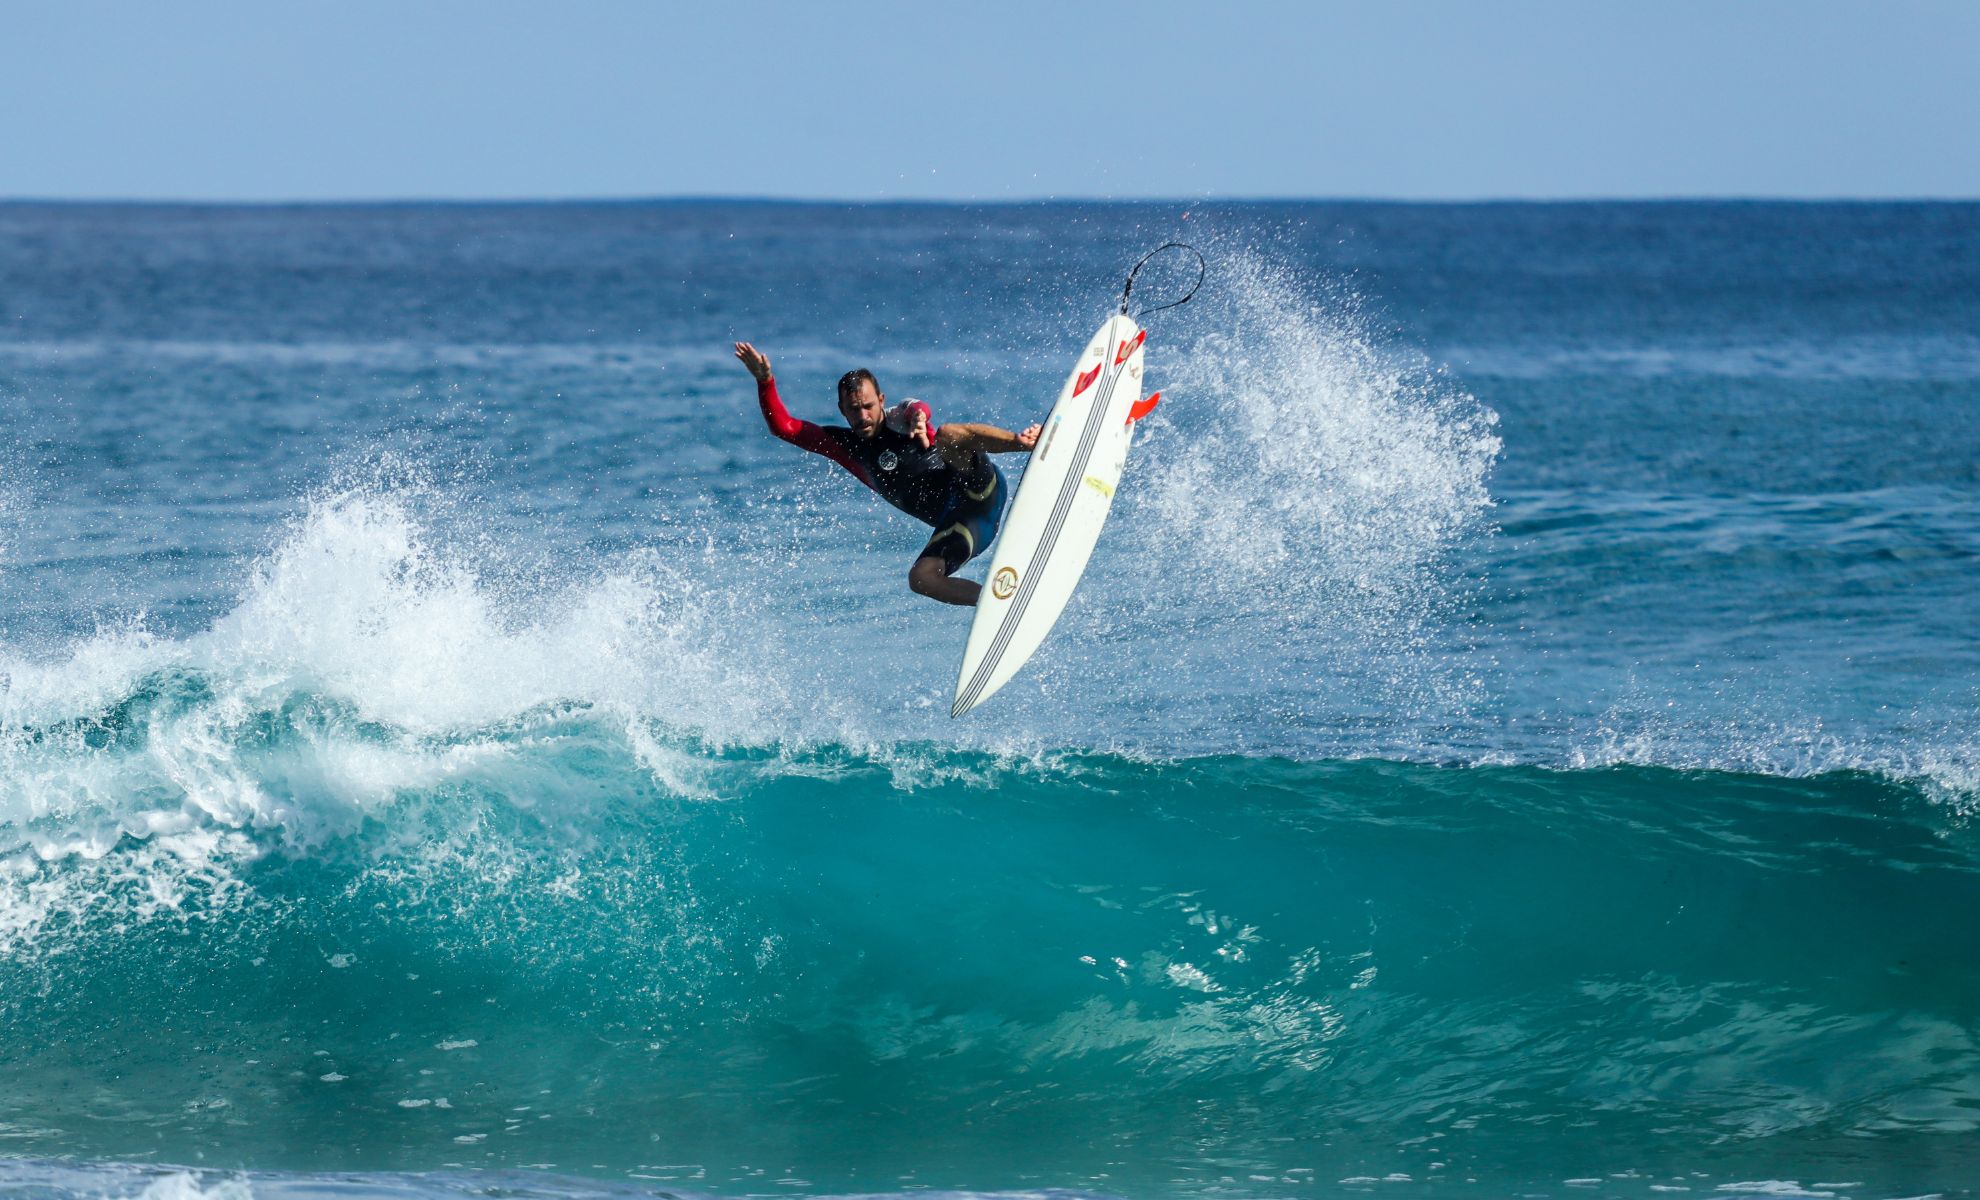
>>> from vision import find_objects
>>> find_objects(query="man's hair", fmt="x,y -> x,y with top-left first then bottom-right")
837,368 -> 880,408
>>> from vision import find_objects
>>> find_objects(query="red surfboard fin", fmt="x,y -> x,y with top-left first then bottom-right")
1126,392 -> 1161,424
1072,363 -> 1103,398
1115,329 -> 1147,364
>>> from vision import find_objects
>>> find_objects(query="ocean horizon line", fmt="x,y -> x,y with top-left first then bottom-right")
4,192 -> 1979,210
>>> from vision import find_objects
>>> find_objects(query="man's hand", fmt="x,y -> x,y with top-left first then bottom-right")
733,342 -> 773,382
1017,423 -> 1042,450
908,405 -> 932,449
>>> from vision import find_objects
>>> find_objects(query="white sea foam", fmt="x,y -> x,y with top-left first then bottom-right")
1567,706 -> 1979,812
1094,243 -> 1502,731
1137,248 -> 1500,619
196,488 -> 770,736
0,483 -> 785,955
132,1172 -> 257,1200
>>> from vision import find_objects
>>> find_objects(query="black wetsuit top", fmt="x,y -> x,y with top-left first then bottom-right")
819,422 -> 992,526
755,382 -> 994,527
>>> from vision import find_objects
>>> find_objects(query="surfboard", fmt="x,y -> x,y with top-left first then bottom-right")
952,314 -> 1160,716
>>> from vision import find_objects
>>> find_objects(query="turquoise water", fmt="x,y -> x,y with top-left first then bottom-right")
0,202 -> 1977,1199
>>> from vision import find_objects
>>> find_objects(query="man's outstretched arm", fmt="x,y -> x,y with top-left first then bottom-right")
733,341 -> 873,484
735,341 -> 808,443
935,421 -> 1043,463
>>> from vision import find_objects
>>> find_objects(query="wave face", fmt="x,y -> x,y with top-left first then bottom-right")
3,636 -> 1977,1196
2,201 -> 1979,1200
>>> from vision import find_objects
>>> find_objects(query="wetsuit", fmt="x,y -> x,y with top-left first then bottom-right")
756,377 -> 1007,570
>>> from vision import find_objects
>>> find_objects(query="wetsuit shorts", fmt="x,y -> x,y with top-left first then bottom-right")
921,463 -> 1008,572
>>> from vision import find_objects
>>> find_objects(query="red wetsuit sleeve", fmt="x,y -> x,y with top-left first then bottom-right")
757,377 -> 873,486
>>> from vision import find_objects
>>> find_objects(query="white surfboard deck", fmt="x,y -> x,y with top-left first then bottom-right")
952,313 -> 1148,717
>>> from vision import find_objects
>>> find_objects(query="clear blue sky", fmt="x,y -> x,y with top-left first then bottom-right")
5,0 -> 1976,201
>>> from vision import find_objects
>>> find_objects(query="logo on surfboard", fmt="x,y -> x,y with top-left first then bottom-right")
990,567 -> 1018,600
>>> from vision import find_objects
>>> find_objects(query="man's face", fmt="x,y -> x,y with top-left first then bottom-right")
839,380 -> 885,438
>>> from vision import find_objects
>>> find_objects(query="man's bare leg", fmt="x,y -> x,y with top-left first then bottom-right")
909,553 -> 980,607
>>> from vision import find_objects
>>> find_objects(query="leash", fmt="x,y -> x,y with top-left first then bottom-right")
1119,242 -> 1206,320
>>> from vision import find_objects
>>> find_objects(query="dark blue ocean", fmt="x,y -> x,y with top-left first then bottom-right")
1,201 -> 1976,1200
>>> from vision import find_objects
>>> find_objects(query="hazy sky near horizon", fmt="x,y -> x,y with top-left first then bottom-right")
5,0 -> 1977,202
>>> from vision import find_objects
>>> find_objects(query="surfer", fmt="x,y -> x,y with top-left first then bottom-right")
734,342 -> 1040,607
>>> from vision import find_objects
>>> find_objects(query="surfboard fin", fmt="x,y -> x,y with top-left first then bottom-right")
1072,363 -> 1103,398
1126,392 -> 1161,424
